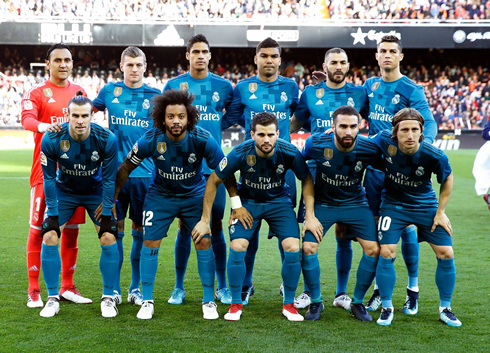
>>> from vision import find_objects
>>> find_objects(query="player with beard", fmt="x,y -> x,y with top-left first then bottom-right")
114,89 -> 225,320
301,106 -> 382,321
290,48 -> 368,310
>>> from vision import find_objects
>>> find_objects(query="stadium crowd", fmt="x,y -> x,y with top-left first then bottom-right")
2,49 -> 489,130
1,0 -> 490,21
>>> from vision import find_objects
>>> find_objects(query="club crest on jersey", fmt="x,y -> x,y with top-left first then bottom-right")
247,155 -> 256,166
157,142 -> 166,154
40,152 -> 47,166
219,157 -> 227,171
371,82 -> 380,91
143,99 -> 150,109
281,92 -> 288,102
23,100 -> 33,110
415,166 -> 425,176
392,94 -> 400,105
61,140 -> 70,152
316,88 -> 324,99
276,164 -> 284,174
188,153 -> 197,163
324,148 -> 333,160
43,88 -> 53,98
91,151 -> 99,162
388,145 -> 397,156
180,82 -> 189,91
355,161 -> 363,172
347,97 -> 355,107
113,87 -> 123,97
212,92 -> 220,102
249,83 -> 257,99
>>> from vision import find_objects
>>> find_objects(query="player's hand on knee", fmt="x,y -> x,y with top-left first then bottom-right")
41,216 -> 61,238
95,203 -> 116,222
432,211 -> 452,236
191,220 -> 211,244
312,71 -> 326,83
98,215 -> 118,238
231,207 -> 253,229
303,216 -> 324,242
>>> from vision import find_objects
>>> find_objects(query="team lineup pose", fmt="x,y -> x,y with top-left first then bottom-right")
94,46 -> 161,306
301,106 -> 382,321
38,93 -> 119,318
21,43 -> 91,308
163,34 -> 234,306
223,37 -> 300,305
114,89 -> 225,320
290,47 -> 369,310
193,112 -> 323,321
372,108 -> 461,327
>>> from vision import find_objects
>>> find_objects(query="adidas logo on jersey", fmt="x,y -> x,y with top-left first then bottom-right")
386,157 -> 393,164
368,93 -> 374,97
28,265 -> 39,271
48,98 -> 56,103
112,98 -> 120,103
323,161 -> 331,167
247,167 -> 255,172
316,100 -> 324,105
157,155 -> 165,160
60,153 -> 69,159
249,94 -> 257,99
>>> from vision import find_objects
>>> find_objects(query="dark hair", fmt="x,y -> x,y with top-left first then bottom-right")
332,106 -> 360,125
187,34 -> 210,52
256,37 -> 281,55
324,47 -> 348,62
378,35 -> 403,52
252,112 -> 278,132
68,91 -> 92,112
121,46 -> 146,63
151,89 -> 200,132
46,43 -> 72,61
391,108 -> 424,142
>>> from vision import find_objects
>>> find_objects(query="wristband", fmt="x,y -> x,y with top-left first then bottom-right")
230,196 -> 242,209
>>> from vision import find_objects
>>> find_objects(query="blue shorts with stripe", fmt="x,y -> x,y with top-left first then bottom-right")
303,205 -> 377,243
378,207 -> 452,246
116,177 -> 152,225
229,201 -> 299,243
363,167 -> 384,217
56,188 -> 103,226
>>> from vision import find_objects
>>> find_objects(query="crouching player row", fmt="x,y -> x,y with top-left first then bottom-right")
38,93 -> 120,318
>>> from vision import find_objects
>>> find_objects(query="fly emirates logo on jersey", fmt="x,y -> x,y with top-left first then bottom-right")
250,104 -> 288,121
244,176 -> 282,190
196,105 -> 220,121
387,172 -> 423,187
60,163 -> 99,177
158,166 -> 197,181
110,110 -> 150,128
50,108 -> 69,124
369,104 -> 394,123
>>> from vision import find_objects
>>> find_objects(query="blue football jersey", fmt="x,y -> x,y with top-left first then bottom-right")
372,130 -> 452,211
129,126 -> 224,198
41,123 -> 118,216
224,75 -> 299,142
363,76 -> 437,143
295,81 -> 368,134
215,139 -> 309,204
163,72 -> 233,174
93,82 -> 160,178
302,133 -> 382,206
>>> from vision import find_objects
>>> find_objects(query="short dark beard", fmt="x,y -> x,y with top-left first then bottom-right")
327,68 -> 347,84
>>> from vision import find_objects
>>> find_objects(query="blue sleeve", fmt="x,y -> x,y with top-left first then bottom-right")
301,136 -> 314,160
131,132 -> 153,162
40,134 -> 59,216
101,133 -> 118,216
221,82 -> 235,130
483,118 -> 490,141
410,87 -> 437,143
203,136 -> 225,170
93,85 -> 107,111
290,83 -> 299,115
222,85 -> 245,129
369,131 -> 383,147
434,153 -> 452,185
215,148 -> 240,181
291,149 -> 310,181
359,89 -> 369,120
295,91 -> 310,122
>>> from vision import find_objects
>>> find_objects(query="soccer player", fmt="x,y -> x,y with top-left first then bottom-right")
224,38 -> 300,305
290,48 -> 369,310
21,43 -> 91,308
163,34 -> 234,305
372,108 -> 461,327
93,46 -> 161,306
192,112 -> 323,322
363,35 -> 438,313
301,106 -> 381,321
115,89 -> 224,320
38,93 -> 119,318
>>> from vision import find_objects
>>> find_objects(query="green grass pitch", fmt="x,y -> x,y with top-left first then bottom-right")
0,148 -> 488,352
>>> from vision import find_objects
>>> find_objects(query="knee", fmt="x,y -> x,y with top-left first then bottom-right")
435,247 -> 454,259
100,233 -> 116,246
231,239 -> 248,252
364,242 -> 380,257
380,246 -> 396,259
302,242 -> 318,255
282,238 -> 300,253
42,231 -> 59,246
195,237 -> 211,250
